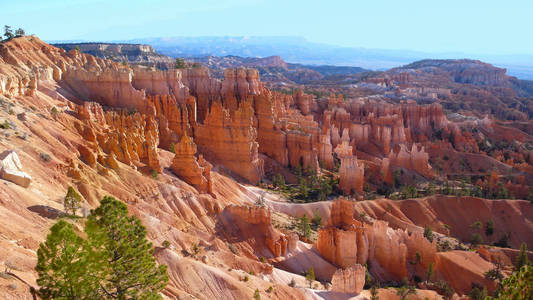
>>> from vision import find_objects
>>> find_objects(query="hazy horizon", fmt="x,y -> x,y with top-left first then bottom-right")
3,0 -> 533,56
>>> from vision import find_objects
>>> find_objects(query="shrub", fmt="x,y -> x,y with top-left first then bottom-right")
288,278 -> 296,287
485,220 -> 494,236
433,280 -> 455,300
470,233 -> 483,247
370,284 -> 380,300
50,106 -> 58,118
151,169 -> 159,179
162,240 -> 171,249
426,262 -> 434,282
311,210 -> 322,229
0,120 -> 10,129
175,58 -> 186,69
169,142 -> 175,153
39,152 -> 51,162
253,288 -> 261,300
468,283 -> 487,300
396,285 -> 416,300
424,226 -> 433,242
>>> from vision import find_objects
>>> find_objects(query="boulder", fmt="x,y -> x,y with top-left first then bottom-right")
0,150 -> 32,187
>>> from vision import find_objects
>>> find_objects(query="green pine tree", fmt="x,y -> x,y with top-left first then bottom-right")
36,220 -> 101,299
488,265 -> 531,300
86,196 -> 168,299
298,214 -> 311,239
515,242 -> 530,271
63,186 -> 82,216
305,266 -> 315,288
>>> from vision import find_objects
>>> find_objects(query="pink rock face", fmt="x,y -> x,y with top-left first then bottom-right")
145,94 -> 192,149
334,138 -> 364,195
331,264 -> 366,294
131,68 -> 188,102
222,205 -> 289,257
171,134 -> 212,194
385,143 -> 433,177
318,128 -> 334,170
294,89 -> 312,115
63,67 -> 147,111
195,100 -> 264,183
77,102 -> 161,172
317,199 -> 439,283
221,68 -> 262,101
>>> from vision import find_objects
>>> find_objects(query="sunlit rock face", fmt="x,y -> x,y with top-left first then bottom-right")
317,199 -> 438,282
331,264 -> 366,294
171,133 -> 212,194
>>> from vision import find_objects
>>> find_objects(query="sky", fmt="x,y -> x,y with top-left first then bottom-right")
2,0 -> 532,55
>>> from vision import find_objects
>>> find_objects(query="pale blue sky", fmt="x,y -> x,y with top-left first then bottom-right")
2,0 -> 532,55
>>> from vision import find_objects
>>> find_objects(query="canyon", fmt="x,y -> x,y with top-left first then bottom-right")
0,35 -> 532,299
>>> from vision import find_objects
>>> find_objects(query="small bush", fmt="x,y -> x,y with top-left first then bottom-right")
243,275 -> 249,282
253,289 -> 260,300
288,278 -> 296,287
162,240 -> 171,249
40,152 -> 51,162
424,226 -> 433,242
266,286 -> 273,293
485,220 -> 494,236
169,142 -> 175,153
470,233 -> 483,247
51,106 -> 58,117
151,169 -> 159,179
0,120 -> 10,129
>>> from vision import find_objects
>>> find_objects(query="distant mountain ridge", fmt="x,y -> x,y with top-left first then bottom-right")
190,55 -> 369,84
109,36 -> 533,80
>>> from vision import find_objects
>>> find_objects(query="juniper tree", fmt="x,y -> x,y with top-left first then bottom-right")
86,196 -> 168,299
63,186 -> 82,216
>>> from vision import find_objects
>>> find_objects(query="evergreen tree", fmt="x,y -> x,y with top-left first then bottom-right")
370,284 -> 380,300
14,28 -> 25,36
311,210 -> 322,229
305,267 -> 315,288
175,58 -> 186,69
515,242 -> 530,271
423,226 -> 433,242
36,220 -> 101,299
86,196 -> 168,299
396,285 -> 416,300
426,262 -> 434,282
298,214 -> 311,239
489,265 -> 531,300
4,25 -> 14,40
63,186 -> 82,216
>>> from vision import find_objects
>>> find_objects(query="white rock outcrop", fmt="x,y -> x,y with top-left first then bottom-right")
0,150 -> 32,187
